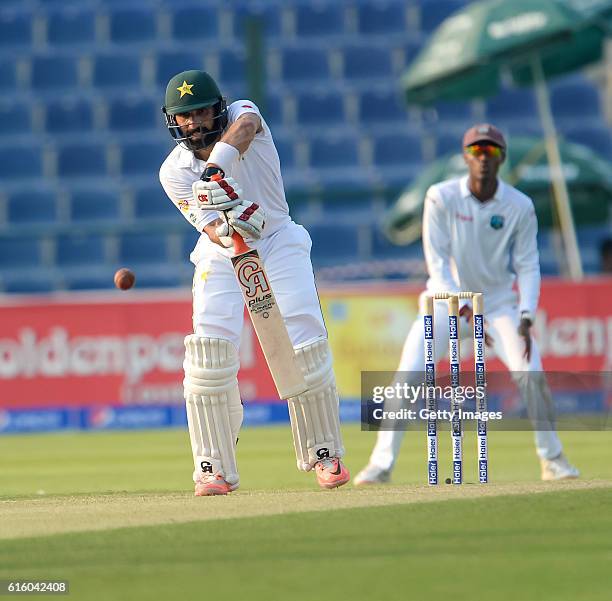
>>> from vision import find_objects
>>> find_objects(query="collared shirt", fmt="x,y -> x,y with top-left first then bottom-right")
159,100 -> 291,262
423,175 -> 541,314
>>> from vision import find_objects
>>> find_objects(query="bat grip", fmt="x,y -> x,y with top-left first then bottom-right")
232,231 -> 250,255
204,172 -> 249,255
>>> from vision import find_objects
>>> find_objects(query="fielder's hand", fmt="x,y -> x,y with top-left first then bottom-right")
193,176 -> 243,211
518,316 -> 532,361
216,201 -> 266,247
460,304 -> 494,347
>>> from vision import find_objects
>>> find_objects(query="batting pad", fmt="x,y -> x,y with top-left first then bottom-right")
183,335 -> 243,487
288,339 -> 345,471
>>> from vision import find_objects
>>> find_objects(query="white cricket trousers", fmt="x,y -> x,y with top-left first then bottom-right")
191,220 -> 327,349
369,296 -> 563,471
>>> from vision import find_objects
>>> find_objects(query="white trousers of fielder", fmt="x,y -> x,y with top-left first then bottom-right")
368,296 -> 563,472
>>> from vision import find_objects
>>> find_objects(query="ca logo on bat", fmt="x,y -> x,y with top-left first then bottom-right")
236,255 -> 271,298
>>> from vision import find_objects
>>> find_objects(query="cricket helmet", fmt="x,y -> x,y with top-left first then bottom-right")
162,70 -> 228,151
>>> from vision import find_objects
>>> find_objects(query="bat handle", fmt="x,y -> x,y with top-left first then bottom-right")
205,173 -> 250,256
232,231 -> 250,255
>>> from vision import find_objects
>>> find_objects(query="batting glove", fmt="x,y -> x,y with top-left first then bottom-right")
192,176 -> 243,211
216,201 -> 266,247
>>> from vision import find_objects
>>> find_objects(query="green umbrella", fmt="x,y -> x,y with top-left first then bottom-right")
402,0 -> 611,279
384,137 -> 612,245
564,0 -> 612,22
404,0 -> 606,102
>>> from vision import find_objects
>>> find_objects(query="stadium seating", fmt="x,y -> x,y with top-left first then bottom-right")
0,100 -> 33,135
47,9 -> 97,46
433,133 -> 463,156
55,233 -> 107,266
128,267 -> 184,289
108,8 -> 158,44
342,46 -> 393,80
564,126 -> 612,160
232,3 -> 283,39
69,187 -> 122,222
30,55 -> 80,90
120,140 -> 173,176
281,48 -> 330,83
0,237 -> 44,268
309,223 -> 360,266
218,49 -> 247,84
576,225 -> 612,268
296,90 -> 346,126
402,39 -> 424,66
133,185 -> 179,220
358,89 -> 408,124
270,134 -> 295,168
486,89 -> 538,124
3,272 -> 56,294
92,53 -> 142,89
119,231 -> 170,264
56,142 -> 107,177
0,61 -> 18,91
182,229 -> 201,258
0,0 -> 608,294
371,228 -> 424,260
155,50 -> 205,86
63,269 -> 116,291
45,98 -> 94,134
0,145 -> 43,179
423,101 -> 474,125
420,0 -> 465,32
169,5 -> 220,41
0,11 -> 32,47
107,97 -> 158,132
356,2 -> 408,35
551,81 -> 602,121
7,188 -> 59,225
371,132 -> 423,167
261,94 -> 283,127
294,4 -> 345,37
309,134 -> 360,169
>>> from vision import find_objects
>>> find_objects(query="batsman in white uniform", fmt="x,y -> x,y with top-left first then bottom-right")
356,124 -> 579,484
159,70 -> 349,495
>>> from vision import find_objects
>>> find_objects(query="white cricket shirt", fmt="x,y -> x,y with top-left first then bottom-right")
159,100 -> 291,262
423,176 -> 541,314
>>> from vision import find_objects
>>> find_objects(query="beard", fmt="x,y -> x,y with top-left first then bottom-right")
184,123 -> 221,151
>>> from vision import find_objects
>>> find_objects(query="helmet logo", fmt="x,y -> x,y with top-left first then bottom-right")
177,80 -> 194,98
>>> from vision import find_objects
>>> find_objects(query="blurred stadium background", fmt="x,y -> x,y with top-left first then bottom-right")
0,0 -> 610,434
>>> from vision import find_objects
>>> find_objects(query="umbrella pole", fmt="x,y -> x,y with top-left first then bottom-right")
531,55 -> 583,280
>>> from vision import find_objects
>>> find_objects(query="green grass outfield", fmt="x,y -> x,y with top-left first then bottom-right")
1,426 -> 611,600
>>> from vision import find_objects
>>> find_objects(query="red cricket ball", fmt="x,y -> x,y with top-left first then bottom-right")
114,268 -> 136,290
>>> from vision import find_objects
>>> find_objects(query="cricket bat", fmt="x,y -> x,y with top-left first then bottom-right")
230,230 -> 308,399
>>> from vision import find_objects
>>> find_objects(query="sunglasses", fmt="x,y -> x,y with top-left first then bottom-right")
464,144 -> 503,158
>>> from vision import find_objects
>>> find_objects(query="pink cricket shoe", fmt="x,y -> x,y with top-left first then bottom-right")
194,473 -> 233,497
315,457 -> 350,490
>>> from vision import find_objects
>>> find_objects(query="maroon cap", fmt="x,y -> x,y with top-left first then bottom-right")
463,123 -> 506,149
